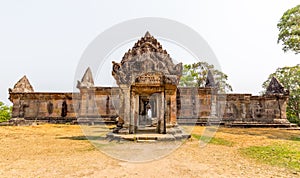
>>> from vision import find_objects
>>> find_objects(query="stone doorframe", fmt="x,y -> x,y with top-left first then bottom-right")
130,86 -> 166,134
117,72 -> 178,134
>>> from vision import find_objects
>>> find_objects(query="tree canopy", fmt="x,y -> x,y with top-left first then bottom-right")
179,62 -> 233,93
277,4 -> 300,54
0,101 -> 12,122
262,65 -> 300,124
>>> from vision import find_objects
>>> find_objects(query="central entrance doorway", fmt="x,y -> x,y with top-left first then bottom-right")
138,94 -> 158,127
130,83 -> 166,134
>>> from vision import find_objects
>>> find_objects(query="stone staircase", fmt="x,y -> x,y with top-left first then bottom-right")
107,126 -> 190,142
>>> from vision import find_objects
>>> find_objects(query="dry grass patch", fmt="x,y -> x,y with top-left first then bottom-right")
1,124 -> 300,177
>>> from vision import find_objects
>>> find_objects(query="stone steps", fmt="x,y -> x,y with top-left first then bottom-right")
107,131 -> 190,142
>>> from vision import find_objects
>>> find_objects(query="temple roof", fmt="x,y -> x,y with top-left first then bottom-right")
77,67 -> 94,88
266,77 -> 285,95
144,31 -> 151,38
9,75 -> 34,93
112,32 -> 182,86
205,70 -> 216,88
119,31 -> 166,64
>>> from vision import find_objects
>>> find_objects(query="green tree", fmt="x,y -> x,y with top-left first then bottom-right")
262,65 -> 300,124
277,5 -> 300,54
179,62 -> 233,93
0,101 -> 12,122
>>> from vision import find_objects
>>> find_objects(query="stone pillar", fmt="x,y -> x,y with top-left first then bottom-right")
13,98 -> 21,118
156,93 -> 161,133
87,89 -> 96,117
156,95 -> 159,118
235,97 -> 243,122
210,89 -> 217,118
118,88 -> 124,120
192,88 -> 196,118
155,94 -> 160,126
195,90 -> 201,120
121,87 -> 131,132
217,94 -> 227,119
159,91 -> 166,134
240,103 -> 246,119
80,89 -> 88,118
280,95 -> 289,119
134,94 -> 139,131
170,92 -> 177,125
129,90 -> 137,134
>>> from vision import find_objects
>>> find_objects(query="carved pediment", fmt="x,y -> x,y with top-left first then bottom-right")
205,70 -> 216,88
9,75 -> 34,93
112,32 -> 182,86
266,77 -> 286,95
77,67 -> 94,88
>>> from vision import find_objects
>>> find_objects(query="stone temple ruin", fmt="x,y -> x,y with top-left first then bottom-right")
8,32 -> 293,131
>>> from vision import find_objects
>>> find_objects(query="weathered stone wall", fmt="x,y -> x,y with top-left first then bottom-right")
9,86 -> 289,126
77,87 -> 119,118
176,87 -> 216,124
221,94 -> 288,124
9,92 -> 78,123
176,87 -> 289,125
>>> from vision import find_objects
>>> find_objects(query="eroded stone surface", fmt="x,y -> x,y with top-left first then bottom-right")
112,31 -> 182,86
205,70 -> 216,88
9,75 -> 34,93
77,67 -> 94,88
266,76 -> 288,95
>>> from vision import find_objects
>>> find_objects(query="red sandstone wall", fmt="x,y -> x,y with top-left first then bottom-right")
9,93 -> 77,122
176,88 -> 289,124
9,87 -> 289,125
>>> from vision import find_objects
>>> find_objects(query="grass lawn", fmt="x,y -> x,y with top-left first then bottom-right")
240,141 -> 300,171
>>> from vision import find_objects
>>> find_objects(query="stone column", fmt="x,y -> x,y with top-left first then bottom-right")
280,95 -> 289,119
118,88 -> 124,120
156,95 -> 159,119
87,89 -> 96,117
235,98 -> 243,122
192,88 -> 196,118
210,89 -> 217,118
217,94 -> 227,120
134,94 -> 139,131
159,91 -> 166,134
156,93 -> 161,133
80,89 -> 88,118
170,92 -> 177,125
121,87 -> 131,132
129,90 -> 135,134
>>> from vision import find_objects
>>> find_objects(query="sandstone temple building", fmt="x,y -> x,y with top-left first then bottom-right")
9,32 -> 292,132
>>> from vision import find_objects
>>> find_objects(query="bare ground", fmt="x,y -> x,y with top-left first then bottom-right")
0,124 -> 299,178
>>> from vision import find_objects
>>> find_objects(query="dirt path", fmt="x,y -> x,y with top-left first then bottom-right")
0,124 -> 299,177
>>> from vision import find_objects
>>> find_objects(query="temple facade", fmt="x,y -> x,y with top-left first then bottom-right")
8,32 -> 292,130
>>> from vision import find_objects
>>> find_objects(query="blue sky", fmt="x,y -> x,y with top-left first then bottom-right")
0,0 -> 299,105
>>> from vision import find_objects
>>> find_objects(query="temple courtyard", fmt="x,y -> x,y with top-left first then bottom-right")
0,124 -> 299,177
